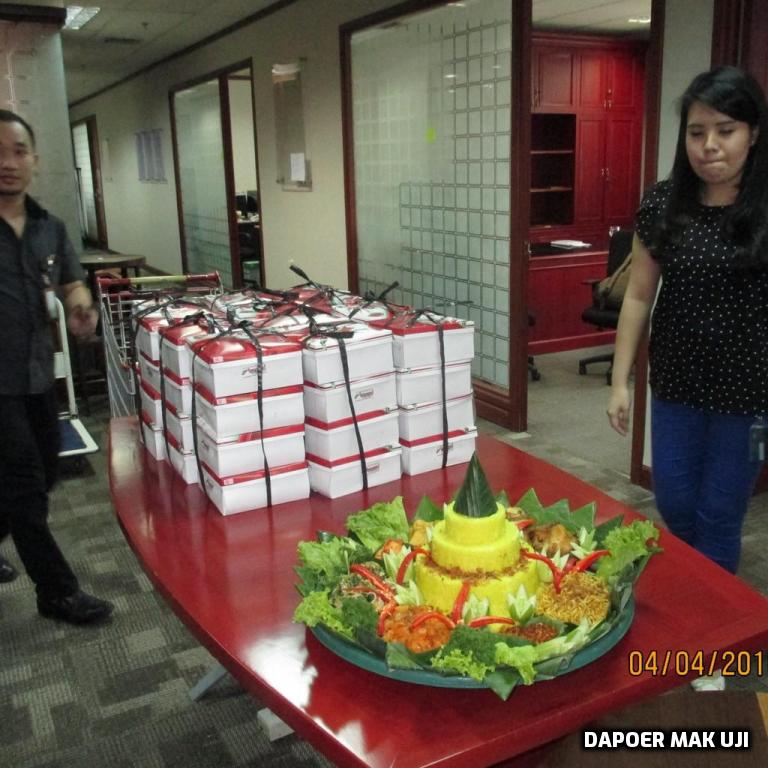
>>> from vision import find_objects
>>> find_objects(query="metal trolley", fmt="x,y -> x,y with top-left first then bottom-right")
96,273 -> 222,418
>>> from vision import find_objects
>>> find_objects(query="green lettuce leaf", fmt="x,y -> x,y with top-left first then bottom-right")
453,452 -> 497,518
346,497 -> 409,550
430,648 -> 493,681
595,519 -> 662,586
295,536 -> 370,594
293,590 -> 353,639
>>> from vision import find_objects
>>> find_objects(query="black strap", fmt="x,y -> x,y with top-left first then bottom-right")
300,311 -> 367,488
237,323 -> 273,507
405,308 -> 450,468
347,281 -> 399,320
338,337 -> 367,490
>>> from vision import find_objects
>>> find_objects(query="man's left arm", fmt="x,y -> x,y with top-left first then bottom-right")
56,221 -> 98,339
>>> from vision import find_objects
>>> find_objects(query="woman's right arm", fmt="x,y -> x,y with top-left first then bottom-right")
607,234 -> 661,436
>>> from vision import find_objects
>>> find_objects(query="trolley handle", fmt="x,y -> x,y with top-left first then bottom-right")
97,272 -> 221,291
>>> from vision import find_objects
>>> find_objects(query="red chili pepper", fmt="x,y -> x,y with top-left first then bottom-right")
522,550 -> 563,593
561,557 -> 578,576
409,611 -> 456,631
451,581 -> 472,624
349,564 -> 396,600
395,547 -> 429,585
377,601 -> 397,636
515,519 -> 535,530
573,549 -> 610,573
467,616 -> 517,629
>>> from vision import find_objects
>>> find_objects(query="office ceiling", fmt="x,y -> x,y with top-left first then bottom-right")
13,0 -> 652,105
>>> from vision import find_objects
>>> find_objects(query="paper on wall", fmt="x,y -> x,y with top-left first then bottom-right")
290,153 -> 306,182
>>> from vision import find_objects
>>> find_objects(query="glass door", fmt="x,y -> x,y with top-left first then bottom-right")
347,0 -> 525,423
172,79 -> 234,286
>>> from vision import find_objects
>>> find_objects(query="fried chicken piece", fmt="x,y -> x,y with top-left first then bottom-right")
528,523 -> 576,556
409,519 -> 431,548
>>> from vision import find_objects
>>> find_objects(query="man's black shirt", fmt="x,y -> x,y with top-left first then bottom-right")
0,196 -> 85,394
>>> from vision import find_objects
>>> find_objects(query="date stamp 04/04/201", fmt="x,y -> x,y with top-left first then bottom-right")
628,649 -> 764,678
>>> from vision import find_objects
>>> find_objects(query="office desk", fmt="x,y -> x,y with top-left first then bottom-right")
109,419 -> 768,768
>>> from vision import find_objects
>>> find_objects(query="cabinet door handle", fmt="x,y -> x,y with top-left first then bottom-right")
605,167 -> 611,182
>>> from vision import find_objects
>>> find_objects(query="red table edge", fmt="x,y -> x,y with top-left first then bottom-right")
108,417 -> 768,768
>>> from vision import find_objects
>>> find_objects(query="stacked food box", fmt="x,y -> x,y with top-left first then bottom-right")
192,328 -> 309,515
302,318 -> 401,498
371,310 -> 477,475
134,302 -> 207,462
133,280 -> 476,509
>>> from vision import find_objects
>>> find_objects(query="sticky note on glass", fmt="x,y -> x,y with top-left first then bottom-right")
290,153 -> 306,182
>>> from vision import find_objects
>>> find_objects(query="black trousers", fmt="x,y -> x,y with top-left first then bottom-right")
0,389 -> 78,598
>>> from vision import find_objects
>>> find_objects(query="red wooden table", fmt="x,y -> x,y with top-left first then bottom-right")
109,418 -> 768,768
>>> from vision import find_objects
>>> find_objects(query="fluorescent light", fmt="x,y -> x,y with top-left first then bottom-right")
627,17 -> 651,24
65,6 -> 100,30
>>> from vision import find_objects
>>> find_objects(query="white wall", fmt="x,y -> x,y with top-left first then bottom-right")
643,0 -> 714,467
228,78 -> 258,194
69,0 -> 397,286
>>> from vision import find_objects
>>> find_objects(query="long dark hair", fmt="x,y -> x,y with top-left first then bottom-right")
654,66 -> 768,269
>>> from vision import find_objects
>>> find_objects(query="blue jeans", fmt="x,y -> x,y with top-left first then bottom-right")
651,396 -> 764,573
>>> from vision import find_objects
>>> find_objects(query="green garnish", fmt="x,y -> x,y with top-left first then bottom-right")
453,452 -> 497,518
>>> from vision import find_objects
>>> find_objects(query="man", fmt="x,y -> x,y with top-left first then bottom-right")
0,109 -> 113,624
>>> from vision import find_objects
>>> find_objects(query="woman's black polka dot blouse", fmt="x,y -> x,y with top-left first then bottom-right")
635,180 -> 768,416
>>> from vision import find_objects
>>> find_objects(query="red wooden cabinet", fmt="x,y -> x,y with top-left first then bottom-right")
529,35 -> 645,352
532,46 -> 577,111
530,34 -> 645,242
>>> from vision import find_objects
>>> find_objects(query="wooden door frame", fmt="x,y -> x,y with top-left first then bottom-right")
70,115 -> 108,249
168,59 -> 255,284
340,1 -> 666,445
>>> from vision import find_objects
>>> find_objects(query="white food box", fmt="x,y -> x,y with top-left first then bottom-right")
140,412 -> 167,461
303,371 -> 396,423
136,304 -> 207,362
160,321 -> 222,380
400,426 -> 477,476
301,324 -> 394,386
304,409 -> 399,463
375,313 -> 474,369
308,446 -> 402,499
139,351 -> 162,392
200,461 -> 310,515
395,362 -> 472,406
163,370 -> 193,417
193,333 -> 303,398
195,383 -> 304,439
166,431 -> 199,485
398,393 -> 475,443
164,403 -> 194,453
196,421 -> 305,478
139,378 -> 163,428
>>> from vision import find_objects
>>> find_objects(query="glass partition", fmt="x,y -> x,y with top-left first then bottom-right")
350,0 -> 513,387
173,80 -> 233,286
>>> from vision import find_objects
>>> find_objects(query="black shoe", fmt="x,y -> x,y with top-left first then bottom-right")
37,590 -> 114,625
0,555 -> 18,583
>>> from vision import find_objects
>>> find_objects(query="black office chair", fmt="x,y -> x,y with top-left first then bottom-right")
577,228 -> 634,385
236,193 -> 259,215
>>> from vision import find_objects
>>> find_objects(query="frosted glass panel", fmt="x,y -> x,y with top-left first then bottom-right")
351,0 -> 512,388
174,81 -> 232,286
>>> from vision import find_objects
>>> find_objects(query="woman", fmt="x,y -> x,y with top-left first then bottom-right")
608,65 -> 768,575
